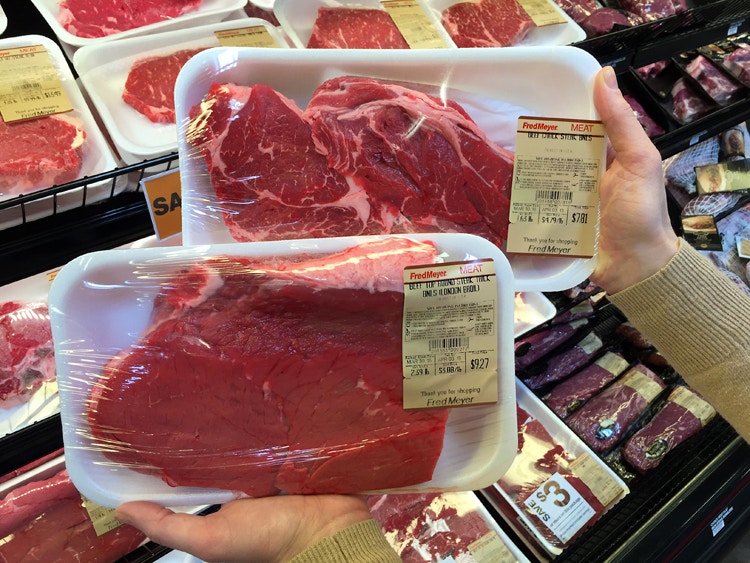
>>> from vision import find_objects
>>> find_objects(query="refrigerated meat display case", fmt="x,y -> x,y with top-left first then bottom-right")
1,1 -> 749,561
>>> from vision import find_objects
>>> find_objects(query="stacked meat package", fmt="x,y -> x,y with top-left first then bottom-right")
2,0 -> 750,562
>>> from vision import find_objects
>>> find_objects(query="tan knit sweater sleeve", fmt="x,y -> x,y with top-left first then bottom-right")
608,240 -> 750,442
290,519 -> 400,563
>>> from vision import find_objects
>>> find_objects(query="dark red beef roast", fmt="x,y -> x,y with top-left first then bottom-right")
0,301 -> 56,409
0,468 -> 146,562
622,385 -> 716,473
87,238 -> 449,497
187,77 -> 513,247
307,8 -> 409,49
123,48 -> 205,123
0,114 -> 84,197
441,0 -> 536,48
58,0 -> 202,38
566,363 -> 667,453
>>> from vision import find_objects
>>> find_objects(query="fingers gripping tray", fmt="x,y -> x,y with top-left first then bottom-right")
174,46 -> 602,293
49,234 -> 517,508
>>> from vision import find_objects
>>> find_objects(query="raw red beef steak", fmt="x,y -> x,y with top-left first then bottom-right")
87,238 -> 449,497
307,7 -> 409,49
0,114 -> 84,196
187,77 -> 513,247
123,48 -> 205,123
58,0 -> 203,38
441,0 -> 536,48
0,468 -> 146,561
0,301 -> 55,409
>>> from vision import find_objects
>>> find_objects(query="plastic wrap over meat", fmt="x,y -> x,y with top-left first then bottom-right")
622,385 -> 716,473
0,301 -> 55,409
685,55 -> 743,104
58,0 -> 203,38
566,363 -> 667,453
78,238 -> 449,497
514,319 -> 590,372
307,7 -> 409,49
184,75 -> 513,248
522,331 -> 604,391
440,0 -> 536,48
0,467 -> 146,562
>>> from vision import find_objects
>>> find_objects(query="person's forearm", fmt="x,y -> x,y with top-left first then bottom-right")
290,519 -> 400,563
608,240 -> 750,442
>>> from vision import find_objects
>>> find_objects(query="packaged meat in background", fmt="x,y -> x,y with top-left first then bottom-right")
0,268 -> 60,440
73,18 -> 289,164
431,0 -> 585,46
275,0 -> 456,49
367,491 -> 530,562
50,233 -> 517,508
723,41 -> 750,86
670,76 -> 716,124
618,0 -> 687,22
543,351 -> 631,418
578,8 -> 641,38
481,382 -> 629,558
0,456 -> 147,562
663,135 -> 720,206
0,35 -> 117,205
566,363 -> 668,453
679,53 -> 745,105
623,93 -> 666,138
521,331 -> 604,391
514,318 -> 592,372
439,0 -> 536,47
29,0 -> 247,56
622,385 -> 716,473
244,1 -> 280,25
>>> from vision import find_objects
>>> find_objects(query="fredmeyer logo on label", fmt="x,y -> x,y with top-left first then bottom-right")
507,116 -> 605,258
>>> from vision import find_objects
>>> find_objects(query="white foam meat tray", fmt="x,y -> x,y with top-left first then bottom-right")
73,17 -> 289,165
175,46 -> 602,292
49,233 -> 518,508
29,0 -> 247,50
0,34 -> 118,211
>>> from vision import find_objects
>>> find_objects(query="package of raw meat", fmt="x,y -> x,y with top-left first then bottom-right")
29,0 -> 247,54
543,351 -> 631,418
0,455 -> 147,562
274,0 -> 456,49
72,18 -> 289,165
621,385 -> 716,473
0,269 -> 60,440
427,0 -> 585,47
481,382 -> 629,558
175,46 -> 602,293
0,35 -> 118,209
368,491 -> 530,562
49,233 -> 517,507
678,53 -> 745,105
566,363 -> 668,453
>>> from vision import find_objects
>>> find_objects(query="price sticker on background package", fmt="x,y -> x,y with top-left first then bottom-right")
215,26 -> 280,48
507,116 -> 605,258
0,44 -> 73,122
381,0 -> 449,49
402,259 -> 498,410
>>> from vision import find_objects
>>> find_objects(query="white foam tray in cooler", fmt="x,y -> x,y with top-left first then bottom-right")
49,233 -> 518,508
29,0 -> 247,54
274,0 -> 457,49
73,17 -> 289,165
425,0 -> 585,47
0,34 -> 120,228
175,46 -> 601,292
